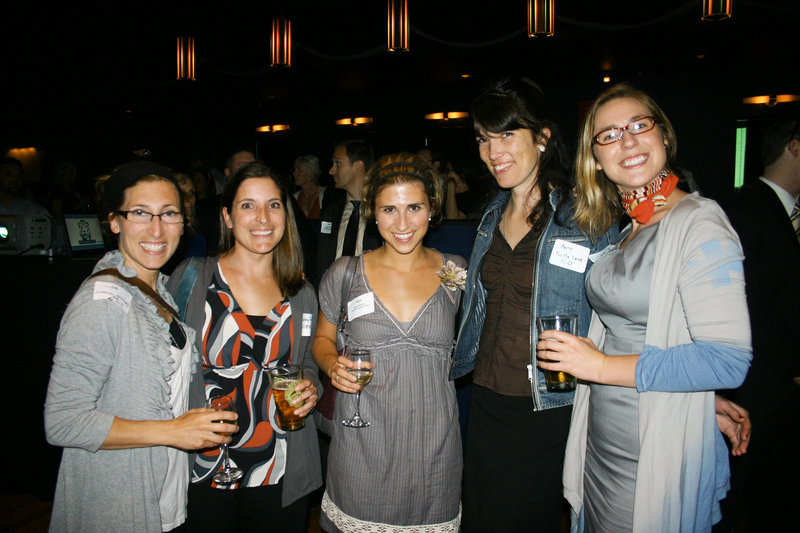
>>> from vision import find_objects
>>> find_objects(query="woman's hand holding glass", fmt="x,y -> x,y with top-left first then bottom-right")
328,354 -> 375,394
289,379 -> 318,418
165,407 -> 238,451
536,330 -> 608,384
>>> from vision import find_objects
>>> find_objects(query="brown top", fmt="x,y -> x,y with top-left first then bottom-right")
473,225 -> 541,396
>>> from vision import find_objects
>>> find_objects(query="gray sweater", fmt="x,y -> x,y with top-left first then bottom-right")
166,256 -> 323,507
45,251 -> 197,533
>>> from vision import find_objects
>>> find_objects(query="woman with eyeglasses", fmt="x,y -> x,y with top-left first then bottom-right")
45,162 -> 238,532
537,84 -> 752,532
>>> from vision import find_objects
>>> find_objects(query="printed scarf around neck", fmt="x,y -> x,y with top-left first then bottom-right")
619,169 -> 679,224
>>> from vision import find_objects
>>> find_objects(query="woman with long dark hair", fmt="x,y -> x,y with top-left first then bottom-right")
167,160 -> 322,532
451,77 -> 618,532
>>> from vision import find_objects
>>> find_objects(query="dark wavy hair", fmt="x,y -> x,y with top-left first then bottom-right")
471,77 -> 572,231
219,160 -> 304,296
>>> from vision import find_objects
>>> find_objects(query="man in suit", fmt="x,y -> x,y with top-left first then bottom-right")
719,116 -> 800,532
315,140 -> 381,285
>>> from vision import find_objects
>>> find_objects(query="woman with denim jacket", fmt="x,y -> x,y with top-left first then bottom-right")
451,77 -> 617,532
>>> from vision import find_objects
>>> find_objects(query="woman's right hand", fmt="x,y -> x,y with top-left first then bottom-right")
165,408 -> 238,451
329,355 -> 374,394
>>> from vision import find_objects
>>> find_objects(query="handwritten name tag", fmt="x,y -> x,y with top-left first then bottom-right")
549,239 -> 590,273
302,313 -> 313,336
321,221 -> 333,234
93,281 -> 132,312
348,292 -> 375,321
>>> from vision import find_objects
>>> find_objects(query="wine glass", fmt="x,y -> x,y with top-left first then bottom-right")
342,348 -> 373,428
207,395 -> 243,484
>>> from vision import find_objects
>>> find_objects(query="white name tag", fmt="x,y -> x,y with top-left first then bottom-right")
347,292 -> 375,321
93,281 -> 132,312
549,239 -> 590,273
301,313 -> 312,337
321,221 -> 333,234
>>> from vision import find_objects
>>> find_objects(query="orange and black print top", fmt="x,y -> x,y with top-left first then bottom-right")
192,264 -> 294,489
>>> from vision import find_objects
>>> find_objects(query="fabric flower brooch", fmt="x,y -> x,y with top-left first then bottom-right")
435,260 -> 467,292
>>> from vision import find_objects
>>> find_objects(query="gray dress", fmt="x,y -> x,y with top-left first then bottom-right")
319,254 -> 463,532
583,224 -> 659,533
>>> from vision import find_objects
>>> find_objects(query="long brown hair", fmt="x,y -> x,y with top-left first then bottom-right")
219,161 -> 304,296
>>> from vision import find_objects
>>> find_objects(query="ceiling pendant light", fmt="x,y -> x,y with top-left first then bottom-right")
177,35 -> 196,81
702,0 -> 732,21
271,17 -> 292,67
528,0 -> 554,38
388,0 -> 409,52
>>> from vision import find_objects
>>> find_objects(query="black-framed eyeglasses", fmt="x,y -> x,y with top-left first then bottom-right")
592,116 -> 658,146
115,209 -> 184,224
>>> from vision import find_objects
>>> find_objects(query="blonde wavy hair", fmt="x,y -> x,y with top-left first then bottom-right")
573,84 -> 678,239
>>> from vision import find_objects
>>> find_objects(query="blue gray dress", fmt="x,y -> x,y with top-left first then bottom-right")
584,224 -> 659,533
318,254 -> 464,532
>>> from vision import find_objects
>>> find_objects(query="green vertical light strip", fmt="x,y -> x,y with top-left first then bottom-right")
734,120 -> 747,188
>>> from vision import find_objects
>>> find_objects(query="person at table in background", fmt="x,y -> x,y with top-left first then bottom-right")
717,115 -> 800,532
451,76 -> 618,533
539,84 -> 752,532
166,160 -> 322,532
313,153 -> 464,532
44,161 -> 237,532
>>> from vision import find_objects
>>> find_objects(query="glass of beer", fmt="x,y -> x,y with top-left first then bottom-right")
207,395 -> 244,483
342,348 -> 373,428
536,314 -> 578,392
267,364 -> 306,431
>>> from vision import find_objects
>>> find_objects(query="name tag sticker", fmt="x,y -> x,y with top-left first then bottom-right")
549,239 -> 590,273
321,221 -> 333,234
93,281 -> 132,312
301,313 -> 313,337
347,292 -> 375,321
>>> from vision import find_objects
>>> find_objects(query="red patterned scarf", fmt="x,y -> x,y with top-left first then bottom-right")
619,169 -> 679,224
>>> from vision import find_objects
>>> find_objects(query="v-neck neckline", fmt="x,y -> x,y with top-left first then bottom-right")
359,253 -> 446,334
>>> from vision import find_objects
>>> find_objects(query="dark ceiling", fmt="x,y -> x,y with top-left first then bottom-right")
2,0 -> 798,175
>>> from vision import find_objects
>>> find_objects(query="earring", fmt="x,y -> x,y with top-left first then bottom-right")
538,145 -> 545,153
428,217 -> 431,222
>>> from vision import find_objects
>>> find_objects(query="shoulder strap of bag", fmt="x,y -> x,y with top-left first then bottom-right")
175,256 -> 204,322
336,256 -> 359,348
90,268 -> 178,324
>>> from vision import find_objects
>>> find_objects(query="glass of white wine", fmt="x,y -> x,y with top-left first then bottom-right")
207,395 -> 244,483
342,348 -> 373,428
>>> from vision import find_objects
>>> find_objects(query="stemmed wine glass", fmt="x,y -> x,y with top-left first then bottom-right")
342,348 -> 373,428
208,395 -> 243,483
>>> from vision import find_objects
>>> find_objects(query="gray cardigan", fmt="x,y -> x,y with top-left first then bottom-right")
166,256 -> 323,507
45,251 -> 195,533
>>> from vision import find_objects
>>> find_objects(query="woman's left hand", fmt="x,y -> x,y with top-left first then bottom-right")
715,395 -> 751,456
290,378 -> 318,417
536,330 -> 605,383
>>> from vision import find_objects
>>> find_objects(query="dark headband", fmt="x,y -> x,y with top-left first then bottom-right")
103,161 -> 179,213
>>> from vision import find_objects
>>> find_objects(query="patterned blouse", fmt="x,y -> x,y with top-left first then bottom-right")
192,264 -> 295,490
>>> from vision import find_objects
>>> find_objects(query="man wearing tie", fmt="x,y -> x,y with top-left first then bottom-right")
315,140 -> 381,286
719,116 -> 800,532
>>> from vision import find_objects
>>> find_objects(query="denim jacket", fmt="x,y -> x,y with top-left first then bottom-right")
450,188 -> 617,411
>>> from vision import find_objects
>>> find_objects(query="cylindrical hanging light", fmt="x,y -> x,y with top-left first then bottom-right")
271,18 -> 292,67
388,0 -> 409,52
528,0 -> 554,37
702,0 -> 732,21
176,35 -> 195,81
